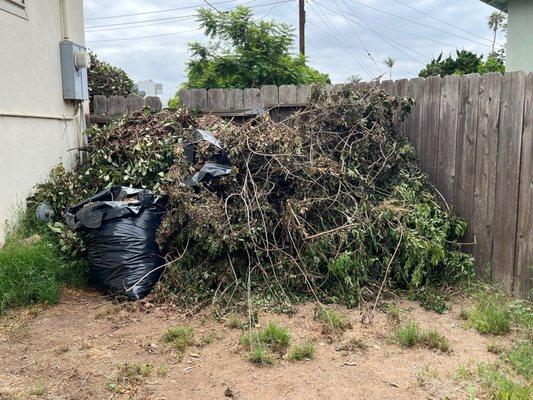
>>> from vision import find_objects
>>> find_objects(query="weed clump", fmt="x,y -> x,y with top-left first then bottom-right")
242,322 -> 291,353
247,345 -> 275,365
316,308 -> 351,333
395,320 -> 451,352
289,342 -> 316,361
506,341 -> 532,379
460,292 -> 511,335
163,326 -> 194,352
477,363 -> 532,400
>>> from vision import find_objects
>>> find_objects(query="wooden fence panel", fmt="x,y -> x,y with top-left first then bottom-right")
225,88 -> 244,110
127,95 -> 144,113
407,77 -> 425,155
515,72 -> 533,298
208,89 -> 225,110
472,73 -> 502,276
279,85 -> 297,104
492,71 -> 526,288
419,76 -> 442,183
107,95 -> 126,116
454,73 -> 480,251
93,95 -> 107,116
436,75 -> 460,204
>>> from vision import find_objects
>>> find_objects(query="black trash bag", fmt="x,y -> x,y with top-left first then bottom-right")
66,186 -> 166,300
181,129 -> 232,187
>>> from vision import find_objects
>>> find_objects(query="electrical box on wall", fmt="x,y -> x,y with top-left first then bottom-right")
60,40 -> 90,101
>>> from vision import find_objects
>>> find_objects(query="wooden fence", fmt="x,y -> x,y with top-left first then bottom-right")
179,72 -> 533,297
90,95 -> 162,124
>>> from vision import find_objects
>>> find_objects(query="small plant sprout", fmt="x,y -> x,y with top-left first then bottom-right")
289,342 -> 316,361
316,307 -> 351,333
241,322 -> 291,364
247,345 -> 275,365
163,326 -> 195,352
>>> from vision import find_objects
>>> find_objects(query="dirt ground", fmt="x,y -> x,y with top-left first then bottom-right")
0,289 -> 504,400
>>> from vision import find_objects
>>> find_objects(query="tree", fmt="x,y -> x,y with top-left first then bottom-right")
383,57 -> 395,79
181,6 -> 329,89
88,52 -> 135,107
418,50 -> 503,78
488,11 -> 506,54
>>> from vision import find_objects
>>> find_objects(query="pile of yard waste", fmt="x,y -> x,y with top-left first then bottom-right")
29,84 -> 474,307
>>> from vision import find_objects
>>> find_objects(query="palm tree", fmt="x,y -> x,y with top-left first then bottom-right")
488,11 -> 506,54
383,57 -> 395,79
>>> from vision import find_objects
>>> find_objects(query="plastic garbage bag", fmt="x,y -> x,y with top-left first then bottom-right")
66,186 -> 166,300
181,129 -> 232,187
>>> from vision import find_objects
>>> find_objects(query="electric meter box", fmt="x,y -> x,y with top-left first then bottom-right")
60,40 -> 89,101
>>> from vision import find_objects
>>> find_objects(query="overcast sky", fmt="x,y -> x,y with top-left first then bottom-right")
83,0 -> 503,103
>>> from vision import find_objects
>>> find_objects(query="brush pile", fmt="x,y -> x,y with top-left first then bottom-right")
29,84 -> 474,306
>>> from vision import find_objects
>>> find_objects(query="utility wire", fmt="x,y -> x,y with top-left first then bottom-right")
203,0 -> 221,12
315,1 -> 428,65
86,28 -> 202,43
308,2 -> 375,77
85,0 -> 240,21
391,0 -> 502,46
343,0 -> 493,49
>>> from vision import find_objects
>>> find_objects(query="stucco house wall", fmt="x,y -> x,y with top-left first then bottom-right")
506,0 -> 533,72
0,0 -> 86,243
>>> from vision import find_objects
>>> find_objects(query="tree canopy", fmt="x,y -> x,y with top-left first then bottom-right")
418,50 -> 504,78
182,6 -> 330,89
88,52 -> 136,105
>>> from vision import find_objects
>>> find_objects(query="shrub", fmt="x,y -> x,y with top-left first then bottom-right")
289,342 -> 316,361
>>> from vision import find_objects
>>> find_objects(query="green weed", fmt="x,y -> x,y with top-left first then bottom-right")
454,364 -> 473,381
27,381 -> 45,396
477,363 -> 532,400
227,314 -> 243,329
460,293 -> 510,335
289,342 -> 316,361
242,322 -> 291,353
163,326 -> 194,352
420,329 -> 451,352
395,320 -> 421,347
247,345 -> 275,365
409,288 -> 448,314
385,303 -> 401,323
316,308 -> 351,333
201,332 -> 216,345
506,341 -> 532,379
487,341 -> 505,355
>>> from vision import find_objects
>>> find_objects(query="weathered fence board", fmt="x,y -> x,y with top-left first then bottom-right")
175,75 -> 532,297
472,73 -> 501,276
492,72 -> 526,288
436,74 -> 460,204
515,72 -> 533,297
89,95 -> 163,124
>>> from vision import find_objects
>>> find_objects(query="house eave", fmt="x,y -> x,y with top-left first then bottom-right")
480,0 -> 508,13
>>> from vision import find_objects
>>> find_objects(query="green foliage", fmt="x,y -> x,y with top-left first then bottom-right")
395,320 -> 421,347
420,329 -> 451,352
477,363 -> 532,400
506,341 -> 532,380
0,218 -> 87,315
163,326 -> 195,352
289,342 -> 316,361
316,308 -> 351,333
179,6 -> 329,91
409,288 -> 448,314
242,322 -> 291,353
460,292 -> 511,335
247,345 -> 274,365
88,52 -> 135,108
419,50 -> 504,77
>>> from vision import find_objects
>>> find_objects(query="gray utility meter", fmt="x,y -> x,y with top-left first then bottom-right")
60,40 -> 90,101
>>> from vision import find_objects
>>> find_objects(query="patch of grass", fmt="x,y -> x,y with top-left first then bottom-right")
460,292 -> 510,335
227,314 -> 243,329
395,320 -> 421,348
242,322 -> 291,353
487,341 -> 505,355
420,329 -> 451,352
289,342 -> 316,361
454,364 -> 473,381
247,345 -> 274,365
395,321 -> 451,352
108,363 -> 153,393
384,303 -> 401,323
477,363 -> 532,400
201,332 -> 216,345
506,341 -> 532,379
156,364 -> 170,377
27,381 -> 45,396
416,365 -> 438,387
316,307 -> 351,333
163,326 -> 194,352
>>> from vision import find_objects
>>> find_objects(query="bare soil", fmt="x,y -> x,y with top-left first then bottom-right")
0,289 -> 504,399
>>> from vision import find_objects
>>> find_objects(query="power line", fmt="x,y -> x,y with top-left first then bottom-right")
85,0 -> 240,21
343,0 -> 493,49
391,0 -> 502,46
315,1 -> 428,65
203,0 -> 221,12
86,29 -> 202,44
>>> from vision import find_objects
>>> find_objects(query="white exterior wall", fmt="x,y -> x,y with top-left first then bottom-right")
0,0 -> 85,243
507,0 -> 533,72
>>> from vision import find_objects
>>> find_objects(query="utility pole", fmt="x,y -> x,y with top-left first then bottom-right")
299,0 -> 306,55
